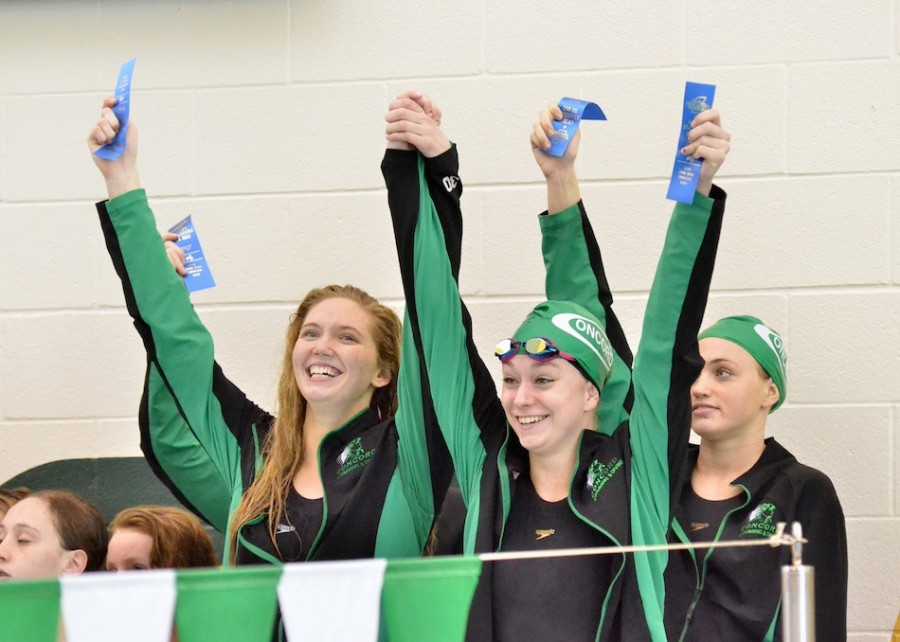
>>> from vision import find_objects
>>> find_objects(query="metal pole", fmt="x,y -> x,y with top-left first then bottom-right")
781,521 -> 816,642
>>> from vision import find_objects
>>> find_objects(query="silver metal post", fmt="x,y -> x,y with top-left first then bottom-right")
781,521 -> 815,642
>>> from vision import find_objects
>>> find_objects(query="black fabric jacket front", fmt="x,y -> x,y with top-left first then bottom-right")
665,438 -> 848,641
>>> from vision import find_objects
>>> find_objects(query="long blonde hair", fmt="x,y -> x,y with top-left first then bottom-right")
228,285 -> 401,559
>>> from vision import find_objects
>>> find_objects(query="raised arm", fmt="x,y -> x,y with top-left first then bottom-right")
374,93 -> 457,549
383,94 -> 508,540
530,102 -> 634,434
627,109 -> 729,635
89,100 -> 268,534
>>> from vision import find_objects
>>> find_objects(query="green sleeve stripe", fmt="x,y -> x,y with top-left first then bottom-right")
410,158 -> 487,509
375,471 -> 421,557
106,190 -> 241,493
393,312 -> 436,547
144,364 -> 233,531
629,195 -> 715,642
629,197 -> 712,527
540,206 -> 631,434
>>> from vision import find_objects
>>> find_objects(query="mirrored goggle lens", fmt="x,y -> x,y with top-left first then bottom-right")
523,337 -> 558,360
494,338 -> 518,362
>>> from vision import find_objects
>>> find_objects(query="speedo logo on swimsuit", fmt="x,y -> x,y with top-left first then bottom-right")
276,523 -> 296,535
551,313 -> 614,371
586,457 -> 623,501
754,323 -> 788,377
740,502 -> 779,538
535,529 -> 555,541
336,437 -> 375,479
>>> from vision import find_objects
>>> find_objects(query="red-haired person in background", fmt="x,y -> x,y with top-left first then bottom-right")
0,487 -> 31,522
107,505 -> 218,571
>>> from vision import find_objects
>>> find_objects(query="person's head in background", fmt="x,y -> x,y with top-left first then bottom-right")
107,505 -> 218,571
0,487 -> 31,522
0,490 -> 108,580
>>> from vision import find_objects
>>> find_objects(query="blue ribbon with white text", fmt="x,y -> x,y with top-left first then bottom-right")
666,82 -> 716,203
169,216 -> 216,293
546,97 -> 607,157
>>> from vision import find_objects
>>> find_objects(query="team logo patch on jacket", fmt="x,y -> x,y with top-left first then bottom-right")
587,457 -> 623,501
442,175 -> 460,192
740,502 -> 779,538
337,437 -> 375,479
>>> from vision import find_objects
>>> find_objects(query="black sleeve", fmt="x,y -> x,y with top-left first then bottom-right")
793,471 -> 848,641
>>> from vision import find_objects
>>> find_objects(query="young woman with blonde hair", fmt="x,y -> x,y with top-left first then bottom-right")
87,97 -> 452,584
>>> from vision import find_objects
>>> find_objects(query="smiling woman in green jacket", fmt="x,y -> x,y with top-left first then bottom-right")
383,92 -> 729,641
87,98 -> 453,580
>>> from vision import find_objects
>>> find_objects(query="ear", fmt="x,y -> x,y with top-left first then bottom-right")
62,549 -> 88,575
371,366 -> 392,390
584,381 -> 600,413
760,378 -> 780,411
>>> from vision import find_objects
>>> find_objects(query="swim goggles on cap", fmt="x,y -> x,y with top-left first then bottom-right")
494,337 -> 577,364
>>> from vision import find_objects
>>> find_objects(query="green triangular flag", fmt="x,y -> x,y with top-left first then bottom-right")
0,578 -> 61,642
382,557 -> 481,642
175,566 -> 281,642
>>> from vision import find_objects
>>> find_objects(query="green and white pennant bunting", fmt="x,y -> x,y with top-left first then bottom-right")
278,559 -> 387,641
61,570 -> 177,641
0,556 -> 481,641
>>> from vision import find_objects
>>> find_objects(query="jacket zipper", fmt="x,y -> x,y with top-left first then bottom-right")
566,432 -> 625,642
304,410 -> 367,559
677,483 -> 751,642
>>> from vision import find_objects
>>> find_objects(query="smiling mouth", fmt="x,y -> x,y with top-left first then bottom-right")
0,570 -> 10,579
517,415 -> 547,426
308,365 -> 341,379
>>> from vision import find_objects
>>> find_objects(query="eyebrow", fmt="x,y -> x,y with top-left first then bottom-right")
503,360 -> 564,373
300,322 -> 363,334
705,358 -> 737,367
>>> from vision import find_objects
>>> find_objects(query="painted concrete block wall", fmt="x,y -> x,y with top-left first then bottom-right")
0,0 -> 897,636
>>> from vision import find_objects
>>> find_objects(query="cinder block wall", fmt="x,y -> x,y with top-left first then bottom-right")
0,1 -> 897,636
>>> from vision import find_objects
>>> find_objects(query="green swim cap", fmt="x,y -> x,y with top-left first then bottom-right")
510,300 -> 614,390
698,315 -> 788,412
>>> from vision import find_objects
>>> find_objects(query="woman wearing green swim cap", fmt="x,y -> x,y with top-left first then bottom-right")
662,316 -> 847,641
384,92 -> 728,641
529,106 -> 847,639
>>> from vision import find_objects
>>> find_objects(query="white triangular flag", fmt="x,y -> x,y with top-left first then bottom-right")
278,558 -> 387,642
61,569 -> 176,642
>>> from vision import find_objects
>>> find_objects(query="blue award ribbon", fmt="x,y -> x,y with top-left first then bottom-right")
666,81 -> 716,203
94,57 -> 137,161
546,97 -> 607,157
168,216 -> 216,293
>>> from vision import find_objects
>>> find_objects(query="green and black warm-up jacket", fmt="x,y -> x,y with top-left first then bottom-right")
383,147 -> 725,641
544,183 -> 848,641
97,189 -> 452,565
665,438 -> 848,642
